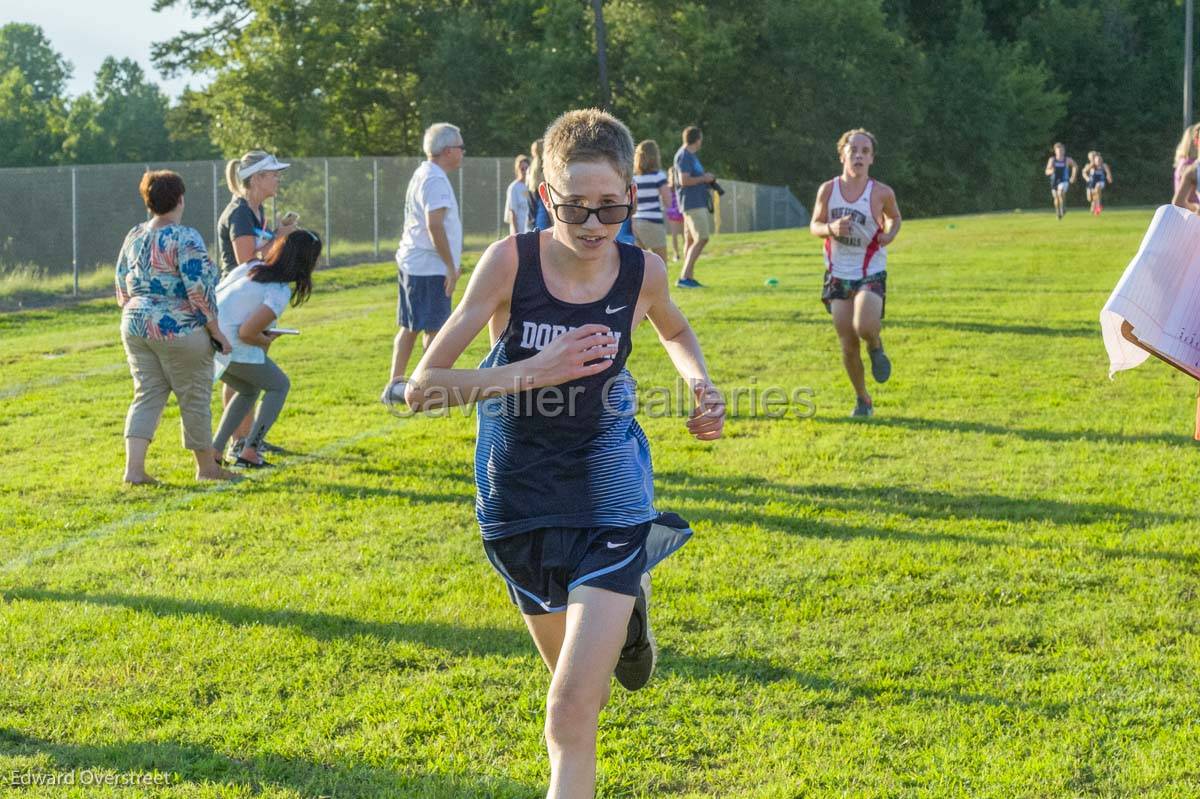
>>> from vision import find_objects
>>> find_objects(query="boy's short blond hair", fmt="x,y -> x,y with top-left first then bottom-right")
541,108 -> 635,186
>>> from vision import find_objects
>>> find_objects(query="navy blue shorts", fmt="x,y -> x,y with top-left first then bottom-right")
482,513 -> 693,615
397,271 -> 451,332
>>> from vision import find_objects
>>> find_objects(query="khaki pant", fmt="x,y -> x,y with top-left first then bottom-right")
684,207 -> 713,240
122,328 -> 214,451
633,218 -> 667,251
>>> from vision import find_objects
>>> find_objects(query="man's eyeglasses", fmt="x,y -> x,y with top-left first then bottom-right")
545,184 -> 632,225
445,144 -> 466,152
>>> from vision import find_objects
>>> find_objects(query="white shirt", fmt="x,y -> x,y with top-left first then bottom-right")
505,179 -> 530,234
823,178 -> 887,280
214,261 -> 292,368
396,161 -> 462,276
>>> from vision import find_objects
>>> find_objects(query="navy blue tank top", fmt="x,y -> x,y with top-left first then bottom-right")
1052,158 -> 1070,184
474,232 -> 655,540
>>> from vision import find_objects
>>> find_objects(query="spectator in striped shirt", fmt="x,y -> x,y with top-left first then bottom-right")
632,140 -> 672,264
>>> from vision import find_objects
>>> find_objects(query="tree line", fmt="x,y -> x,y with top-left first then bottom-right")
0,0 -> 1190,216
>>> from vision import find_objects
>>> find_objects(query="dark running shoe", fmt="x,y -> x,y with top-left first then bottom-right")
614,572 -> 657,691
868,344 -> 891,383
851,398 -> 874,418
675,278 -> 703,288
232,456 -> 274,469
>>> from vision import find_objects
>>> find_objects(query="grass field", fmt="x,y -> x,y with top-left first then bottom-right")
0,235 -> 503,312
2,207 -> 1198,798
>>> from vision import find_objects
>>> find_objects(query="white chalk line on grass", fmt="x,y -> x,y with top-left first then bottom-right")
0,363 -> 128,401
0,305 -> 390,403
0,424 -> 394,577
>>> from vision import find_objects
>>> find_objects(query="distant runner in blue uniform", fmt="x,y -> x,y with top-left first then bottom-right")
1043,142 -> 1078,220
1082,150 -> 1113,216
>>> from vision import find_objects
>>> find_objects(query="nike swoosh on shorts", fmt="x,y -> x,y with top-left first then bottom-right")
606,540 -> 631,549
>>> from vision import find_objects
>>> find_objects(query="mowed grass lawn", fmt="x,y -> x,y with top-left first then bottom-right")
1,208 -> 1198,798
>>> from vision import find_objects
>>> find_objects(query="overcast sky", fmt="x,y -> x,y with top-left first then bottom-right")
1,0 -> 209,99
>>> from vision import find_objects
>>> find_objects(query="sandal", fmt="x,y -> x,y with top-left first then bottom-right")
233,456 -> 274,469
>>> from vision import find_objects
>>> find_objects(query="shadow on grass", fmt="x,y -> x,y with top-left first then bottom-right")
706,311 -> 826,325
692,316 -> 1099,336
253,480 -> 473,506
3,587 -> 530,658
654,471 -> 1197,565
0,727 -> 537,799
888,317 -> 1099,338
808,414 -> 1195,448
3,588 -> 1068,718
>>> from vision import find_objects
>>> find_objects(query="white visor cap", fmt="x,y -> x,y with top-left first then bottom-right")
238,154 -> 291,180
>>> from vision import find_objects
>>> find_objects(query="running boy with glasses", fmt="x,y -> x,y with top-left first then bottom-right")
404,108 -> 724,798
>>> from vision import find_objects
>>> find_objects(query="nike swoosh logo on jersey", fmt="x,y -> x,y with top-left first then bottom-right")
605,304 -> 628,314
606,540 -> 630,549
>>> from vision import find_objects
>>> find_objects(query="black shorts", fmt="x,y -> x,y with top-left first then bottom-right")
482,513 -> 693,615
822,270 -> 887,318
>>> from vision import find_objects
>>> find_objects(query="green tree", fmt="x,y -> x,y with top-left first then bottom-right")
165,89 -> 221,161
0,23 -> 71,101
1019,0 -> 1182,205
154,0 -> 428,156
63,57 -> 171,164
152,0 -> 601,157
0,23 -> 69,166
906,2 -> 1064,214
604,0 -> 924,209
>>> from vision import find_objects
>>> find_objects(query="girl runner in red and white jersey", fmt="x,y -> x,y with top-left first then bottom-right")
810,128 -> 902,417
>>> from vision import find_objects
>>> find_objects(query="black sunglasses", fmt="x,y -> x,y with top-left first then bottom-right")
545,184 -> 632,225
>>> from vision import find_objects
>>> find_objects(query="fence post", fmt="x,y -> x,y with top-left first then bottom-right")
751,187 -> 758,232
324,158 -> 331,266
496,158 -> 502,239
373,157 -> 380,260
211,161 -> 218,249
732,182 -> 739,234
71,167 -> 78,296
458,166 -> 464,234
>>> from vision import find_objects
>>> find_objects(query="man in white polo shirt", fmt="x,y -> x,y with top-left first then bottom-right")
382,122 -> 465,405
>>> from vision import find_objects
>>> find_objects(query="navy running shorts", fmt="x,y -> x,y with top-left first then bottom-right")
481,513 -> 694,615
483,522 -> 651,615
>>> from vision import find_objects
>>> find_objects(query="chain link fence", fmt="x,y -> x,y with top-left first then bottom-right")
0,157 -> 809,291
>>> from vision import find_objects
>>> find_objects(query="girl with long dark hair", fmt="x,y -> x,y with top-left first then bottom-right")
212,229 -> 322,467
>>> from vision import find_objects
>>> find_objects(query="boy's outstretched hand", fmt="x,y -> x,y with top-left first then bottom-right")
687,380 -> 725,441
528,324 -> 618,388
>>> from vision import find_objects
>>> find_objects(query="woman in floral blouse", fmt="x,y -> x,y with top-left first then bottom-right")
115,170 -> 236,484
